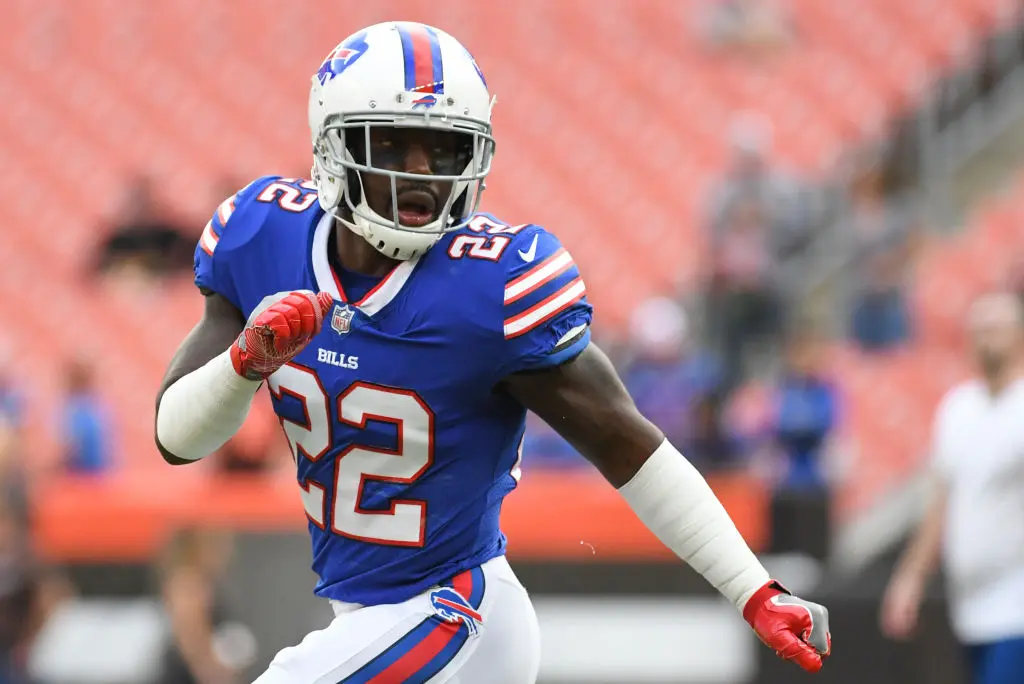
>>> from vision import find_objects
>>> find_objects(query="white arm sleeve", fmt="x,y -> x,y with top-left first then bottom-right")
156,350 -> 261,461
618,439 -> 770,610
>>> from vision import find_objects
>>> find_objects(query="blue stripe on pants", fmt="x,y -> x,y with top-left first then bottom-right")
966,636 -> 1024,684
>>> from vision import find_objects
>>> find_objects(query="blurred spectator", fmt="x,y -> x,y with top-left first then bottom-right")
157,527 -> 256,684
766,324 -> 837,560
681,392 -> 750,473
1007,257 -> 1024,307
622,297 -> 724,447
881,293 -> 1024,681
0,433 -> 27,533
700,0 -> 797,54
840,152 -> 922,352
0,349 -> 27,526
60,359 -> 113,475
94,175 -> 194,281
705,114 -> 815,390
706,197 -> 784,391
0,503 -> 69,684
771,326 -> 838,491
522,300 -> 727,469
0,351 -> 23,438
707,113 -> 812,248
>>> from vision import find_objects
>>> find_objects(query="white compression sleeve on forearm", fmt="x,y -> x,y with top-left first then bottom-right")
618,439 -> 770,610
156,350 -> 261,461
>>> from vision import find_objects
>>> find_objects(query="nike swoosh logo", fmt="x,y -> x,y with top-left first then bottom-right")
518,235 -> 539,262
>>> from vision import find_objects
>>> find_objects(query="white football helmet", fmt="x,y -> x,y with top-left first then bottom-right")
309,22 -> 496,261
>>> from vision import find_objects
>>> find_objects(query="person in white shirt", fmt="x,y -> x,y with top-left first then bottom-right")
881,291 -> 1024,684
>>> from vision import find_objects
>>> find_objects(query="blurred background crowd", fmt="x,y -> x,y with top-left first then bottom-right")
2,0 -> 1024,682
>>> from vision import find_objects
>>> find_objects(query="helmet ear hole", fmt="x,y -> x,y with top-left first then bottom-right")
346,171 -> 362,205
344,128 -> 367,166
340,128 -> 367,205
338,136 -> 365,206
449,189 -> 469,226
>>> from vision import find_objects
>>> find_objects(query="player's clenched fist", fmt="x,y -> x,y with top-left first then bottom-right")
743,580 -> 831,673
230,290 -> 334,380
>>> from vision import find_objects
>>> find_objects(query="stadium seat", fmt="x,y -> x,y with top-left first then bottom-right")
2,0 -> 1015,522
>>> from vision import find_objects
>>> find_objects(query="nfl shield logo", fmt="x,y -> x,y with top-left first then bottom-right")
331,305 -> 354,335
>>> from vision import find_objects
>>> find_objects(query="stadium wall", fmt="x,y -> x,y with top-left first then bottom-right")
34,531 -> 970,684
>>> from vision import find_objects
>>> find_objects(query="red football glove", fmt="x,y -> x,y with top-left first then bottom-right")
743,580 -> 831,673
230,290 -> 334,380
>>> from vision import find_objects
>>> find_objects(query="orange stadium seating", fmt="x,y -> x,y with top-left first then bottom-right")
836,172 -> 1024,515
1,0 -> 1016,522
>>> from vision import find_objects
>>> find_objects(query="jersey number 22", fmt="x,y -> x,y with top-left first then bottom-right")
267,364 -> 432,547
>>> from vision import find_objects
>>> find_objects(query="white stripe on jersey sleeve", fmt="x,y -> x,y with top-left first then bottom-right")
503,249 -> 575,304
216,197 -> 236,225
503,277 -> 587,339
199,220 -> 220,256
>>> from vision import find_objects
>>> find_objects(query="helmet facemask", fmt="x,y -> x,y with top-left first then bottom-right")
313,111 -> 495,260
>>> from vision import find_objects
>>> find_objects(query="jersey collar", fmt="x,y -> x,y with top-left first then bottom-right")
311,212 -> 419,317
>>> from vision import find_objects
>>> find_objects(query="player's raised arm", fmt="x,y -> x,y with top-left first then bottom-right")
154,183 -> 334,465
156,289 -> 334,466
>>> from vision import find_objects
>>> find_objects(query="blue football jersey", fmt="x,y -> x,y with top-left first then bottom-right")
194,176 -> 592,605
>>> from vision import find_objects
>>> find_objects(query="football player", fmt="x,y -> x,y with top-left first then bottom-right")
155,21 -> 830,684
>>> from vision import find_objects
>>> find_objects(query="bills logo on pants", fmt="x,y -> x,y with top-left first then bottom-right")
336,566 -> 486,683
430,587 -> 483,635
253,558 -> 542,684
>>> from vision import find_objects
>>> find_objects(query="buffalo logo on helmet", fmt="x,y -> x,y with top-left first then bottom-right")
411,94 -> 438,110
429,587 -> 483,635
331,304 -> 355,335
464,48 -> 487,87
316,32 -> 369,85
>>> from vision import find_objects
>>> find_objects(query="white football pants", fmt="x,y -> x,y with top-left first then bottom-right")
252,556 -> 541,684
